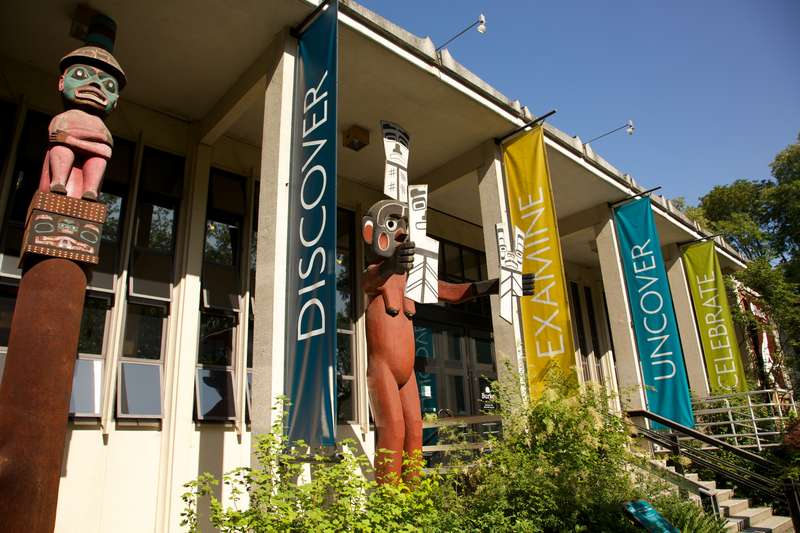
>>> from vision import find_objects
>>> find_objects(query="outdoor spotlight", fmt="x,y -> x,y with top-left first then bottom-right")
626,120 -> 635,135
343,124 -> 370,151
477,14 -> 487,34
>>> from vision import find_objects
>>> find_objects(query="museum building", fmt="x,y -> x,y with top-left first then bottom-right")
0,0 -> 760,531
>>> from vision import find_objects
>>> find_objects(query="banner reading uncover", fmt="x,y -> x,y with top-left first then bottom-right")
284,0 -> 338,446
614,197 -> 693,428
502,127 -> 575,397
682,241 -> 748,393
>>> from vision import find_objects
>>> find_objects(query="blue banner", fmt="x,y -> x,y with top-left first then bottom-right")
614,197 -> 693,428
285,0 -> 338,446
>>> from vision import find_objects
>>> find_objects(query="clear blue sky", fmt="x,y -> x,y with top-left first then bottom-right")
361,1 -> 800,205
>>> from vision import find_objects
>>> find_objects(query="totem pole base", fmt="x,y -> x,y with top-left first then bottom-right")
0,257 -> 88,533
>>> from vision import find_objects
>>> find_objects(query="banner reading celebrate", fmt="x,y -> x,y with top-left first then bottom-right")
682,241 -> 748,393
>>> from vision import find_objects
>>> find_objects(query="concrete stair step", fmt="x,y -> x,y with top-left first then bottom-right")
720,498 -> 750,515
698,479 -> 717,490
726,516 -> 746,533
713,488 -> 735,501
729,506 -> 773,529
685,473 -> 700,481
741,514 -> 794,533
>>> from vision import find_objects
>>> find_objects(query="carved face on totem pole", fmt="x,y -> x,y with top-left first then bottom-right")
59,60 -> 121,116
361,199 -> 409,259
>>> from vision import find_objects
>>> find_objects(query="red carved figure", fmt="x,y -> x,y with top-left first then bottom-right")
362,200 -> 533,483
39,46 -> 126,201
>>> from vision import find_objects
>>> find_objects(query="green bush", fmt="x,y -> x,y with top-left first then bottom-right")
182,378 -> 725,532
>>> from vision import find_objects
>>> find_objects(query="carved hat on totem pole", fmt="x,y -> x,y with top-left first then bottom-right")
60,13 -> 126,90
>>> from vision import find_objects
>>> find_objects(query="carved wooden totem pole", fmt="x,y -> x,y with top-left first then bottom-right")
364,124 -> 533,483
0,14 -> 125,533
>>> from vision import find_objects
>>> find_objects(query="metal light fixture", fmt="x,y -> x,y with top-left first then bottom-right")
436,13 -> 487,51
585,119 -> 636,145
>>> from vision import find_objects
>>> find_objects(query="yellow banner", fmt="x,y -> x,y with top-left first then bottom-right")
502,127 -> 575,396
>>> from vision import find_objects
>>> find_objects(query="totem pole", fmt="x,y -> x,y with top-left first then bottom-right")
0,14 -> 125,533
363,123 -> 533,483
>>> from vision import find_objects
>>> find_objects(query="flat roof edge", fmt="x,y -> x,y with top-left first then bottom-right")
338,0 -> 528,122
542,123 -> 746,266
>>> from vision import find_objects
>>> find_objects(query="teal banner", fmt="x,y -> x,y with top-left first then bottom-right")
285,0 -> 338,446
614,198 -> 693,428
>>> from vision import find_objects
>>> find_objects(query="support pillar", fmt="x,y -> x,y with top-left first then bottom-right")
594,213 -> 647,412
664,243 -> 710,398
251,34 -> 296,444
476,142 -> 526,400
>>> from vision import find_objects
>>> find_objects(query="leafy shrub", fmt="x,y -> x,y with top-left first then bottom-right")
182,378 -> 724,532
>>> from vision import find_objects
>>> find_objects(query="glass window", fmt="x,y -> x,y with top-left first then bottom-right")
129,147 -> 184,300
69,358 -> 102,416
450,375 -> 467,415
78,297 -> 109,355
584,286 -> 605,386
0,101 -> 16,168
443,242 -> 463,282
444,327 -> 463,362
90,137 -> 135,290
335,209 -> 356,424
570,282 -> 591,383
204,220 -> 236,266
119,362 -> 162,417
462,249 -> 481,281
0,110 -> 50,266
123,303 -> 164,359
198,313 -> 236,366
196,367 -> 235,420
475,337 -> 494,366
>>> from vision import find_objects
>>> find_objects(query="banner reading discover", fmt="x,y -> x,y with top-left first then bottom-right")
284,0 -> 338,447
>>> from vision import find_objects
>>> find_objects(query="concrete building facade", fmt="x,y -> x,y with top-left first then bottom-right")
0,1 -> 751,531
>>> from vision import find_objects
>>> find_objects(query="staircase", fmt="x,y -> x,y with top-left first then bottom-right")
650,458 -> 793,532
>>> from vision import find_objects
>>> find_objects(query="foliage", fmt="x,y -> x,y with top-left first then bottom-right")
653,494 -> 728,533
182,381 -> 725,532
672,132 -> 800,379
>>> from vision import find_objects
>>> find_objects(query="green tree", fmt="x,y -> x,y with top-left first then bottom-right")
673,132 -> 800,379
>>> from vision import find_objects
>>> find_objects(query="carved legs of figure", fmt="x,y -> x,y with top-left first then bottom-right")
368,359 -> 422,483
40,146 -> 106,201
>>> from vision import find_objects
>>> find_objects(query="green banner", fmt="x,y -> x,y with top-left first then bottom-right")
682,241 -> 748,393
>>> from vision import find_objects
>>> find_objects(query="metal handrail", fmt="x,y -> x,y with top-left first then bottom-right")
627,409 -> 775,469
627,409 -> 800,530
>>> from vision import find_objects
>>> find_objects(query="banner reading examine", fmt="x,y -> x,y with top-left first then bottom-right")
614,197 -> 693,428
682,241 -> 748,393
284,1 -> 338,446
502,127 -> 574,397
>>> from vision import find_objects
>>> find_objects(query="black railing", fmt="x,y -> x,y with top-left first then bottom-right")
627,409 -> 800,530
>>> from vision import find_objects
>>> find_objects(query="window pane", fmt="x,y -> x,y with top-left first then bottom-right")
119,362 -> 161,417
78,298 -> 107,355
475,337 -> 494,366
335,250 -> 353,329
198,313 -> 235,366
247,315 -> 254,369
0,285 -> 17,347
123,304 -> 164,359
450,375 -> 466,414
1,110 -> 49,260
337,333 -> 353,376
570,282 -> 591,383
584,287 -> 605,385
144,205 -> 176,252
416,371 -> 438,414
204,220 -> 236,266
445,327 -> 463,362
196,368 -> 235,419
70,358 -> 102,416
337,377 -> 353,424
462,249 -> 481,281
443,242 -> 463,281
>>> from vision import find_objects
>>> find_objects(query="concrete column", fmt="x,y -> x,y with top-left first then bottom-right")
155,141 -> 211,533
476,142 -> 526,400
251,35 -> 296,444
664,243 -> 710,398
594,213 -> 647,411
